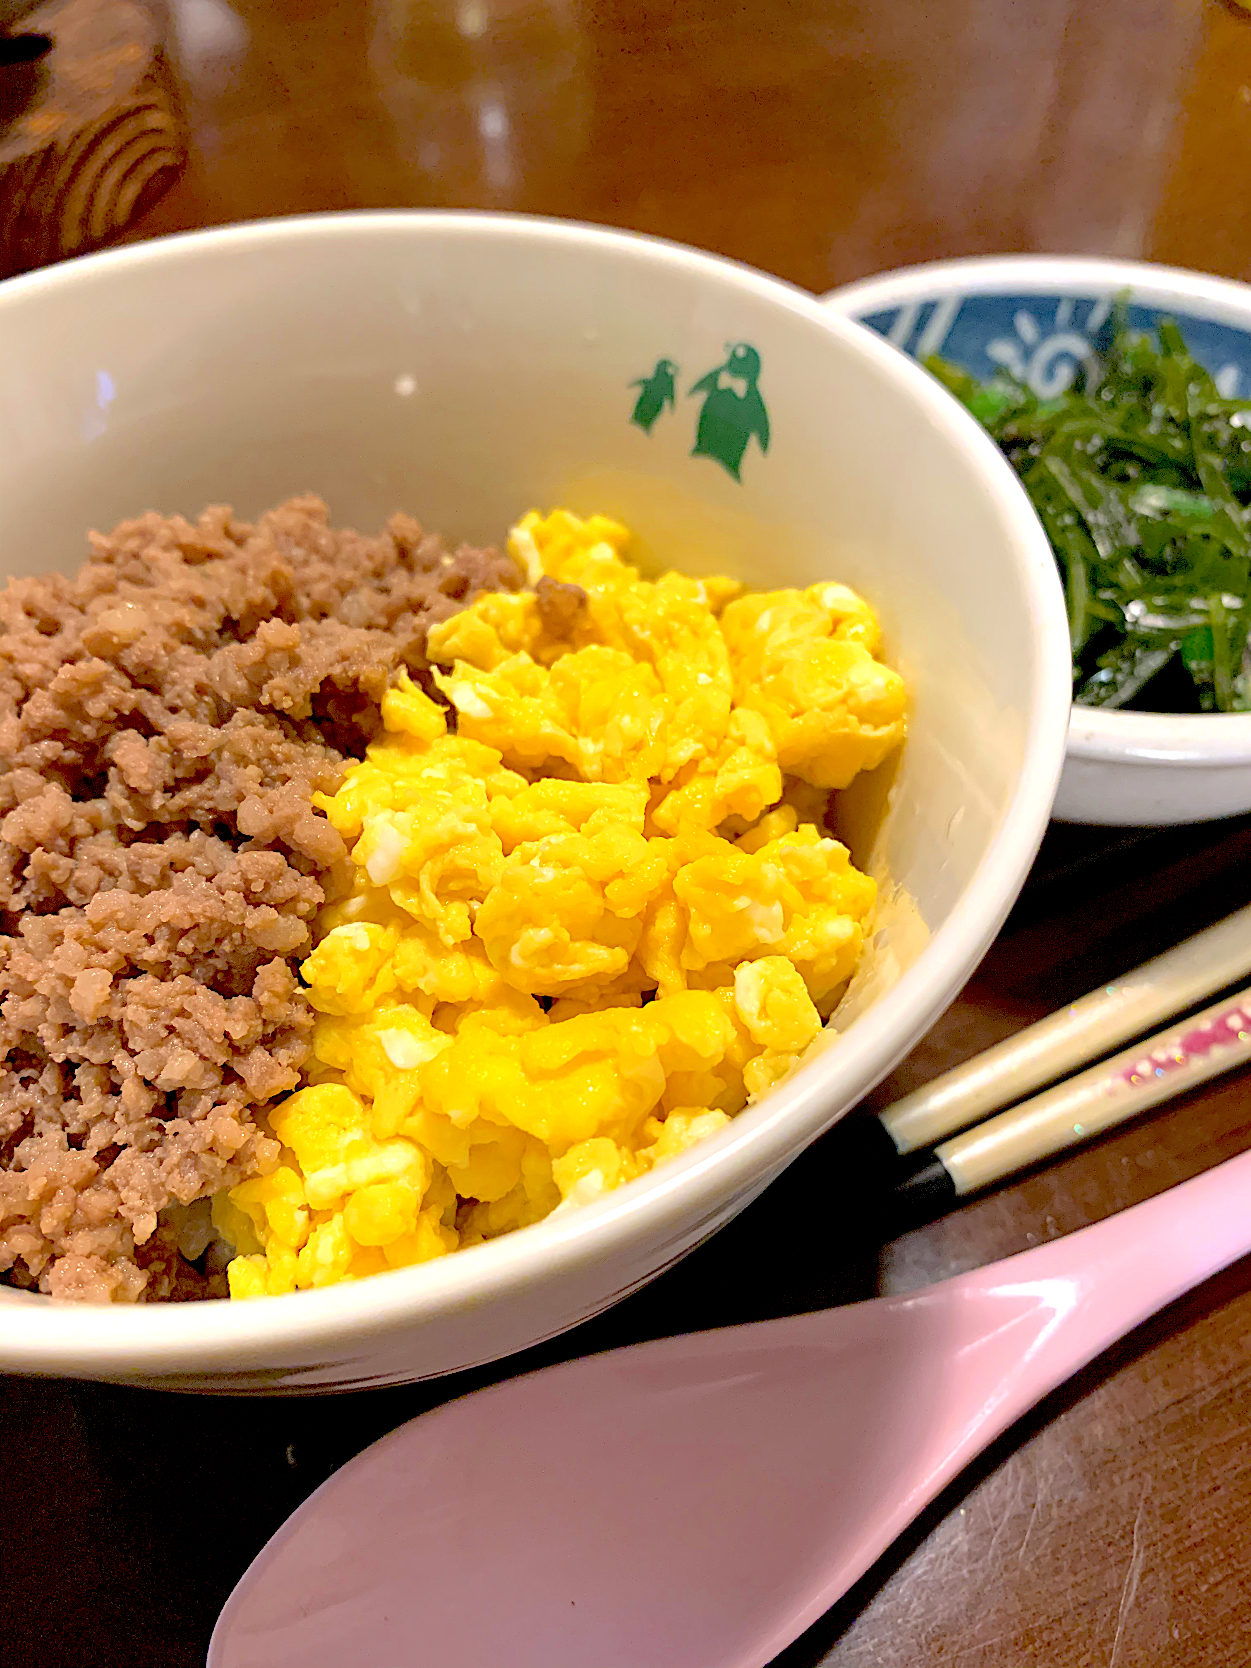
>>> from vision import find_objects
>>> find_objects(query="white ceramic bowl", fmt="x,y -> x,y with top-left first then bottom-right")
824,255 -> 1251,827
0,214 -> 1069,1390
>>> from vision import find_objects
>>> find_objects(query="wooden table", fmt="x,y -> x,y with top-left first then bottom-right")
6,1 -> 1251,1662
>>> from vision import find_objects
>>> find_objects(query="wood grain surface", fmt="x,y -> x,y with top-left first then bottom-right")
6,3 -> 1251,1664
0,0 -> 185,277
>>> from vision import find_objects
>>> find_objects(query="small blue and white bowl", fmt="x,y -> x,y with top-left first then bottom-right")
825,256 -> 1251,828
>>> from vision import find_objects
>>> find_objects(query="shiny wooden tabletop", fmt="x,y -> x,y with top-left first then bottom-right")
6,1 -> 1251,1663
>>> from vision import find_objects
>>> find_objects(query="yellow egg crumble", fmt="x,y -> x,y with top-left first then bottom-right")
213,510 -> 907,1297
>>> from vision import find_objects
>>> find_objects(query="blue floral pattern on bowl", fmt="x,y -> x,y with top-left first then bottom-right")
857,294 -> 1251,403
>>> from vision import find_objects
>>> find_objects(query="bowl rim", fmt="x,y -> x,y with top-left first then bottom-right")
822,253 -> 1251,768
0,211 -> 1070,1374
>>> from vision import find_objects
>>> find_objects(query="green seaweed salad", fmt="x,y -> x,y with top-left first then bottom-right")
928,313 -> 1251,712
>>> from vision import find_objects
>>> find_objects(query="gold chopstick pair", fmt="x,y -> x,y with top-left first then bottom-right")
860,903 -> 1251,1224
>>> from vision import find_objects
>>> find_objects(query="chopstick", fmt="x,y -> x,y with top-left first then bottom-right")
881,900 -> 1251,1153
846,900 -> 1251,1226
893,980 -> 1251,1219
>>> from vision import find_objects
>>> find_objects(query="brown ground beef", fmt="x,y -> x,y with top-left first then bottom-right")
0,495 -> 522,1303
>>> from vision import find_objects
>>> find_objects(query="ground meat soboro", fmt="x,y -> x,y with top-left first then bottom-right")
0,495 -> 521,1302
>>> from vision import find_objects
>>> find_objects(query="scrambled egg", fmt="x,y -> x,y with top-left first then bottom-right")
215,510 -> 907,1297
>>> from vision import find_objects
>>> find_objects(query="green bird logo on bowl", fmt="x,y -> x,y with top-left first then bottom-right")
627,342 -> 771,480
689,342 -> 770,480
629,358 -> 679,434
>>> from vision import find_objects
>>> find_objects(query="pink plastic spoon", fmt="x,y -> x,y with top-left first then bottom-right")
210,1146 -> 1251,1668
